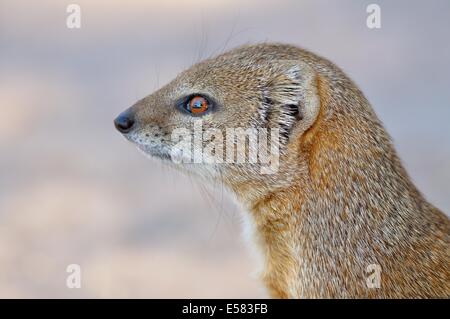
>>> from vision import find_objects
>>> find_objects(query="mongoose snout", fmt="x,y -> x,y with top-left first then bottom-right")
114,109 -> 135,134
116,43 -> 450,298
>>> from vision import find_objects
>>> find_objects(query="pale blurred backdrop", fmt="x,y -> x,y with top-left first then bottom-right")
0,0 -> 449,298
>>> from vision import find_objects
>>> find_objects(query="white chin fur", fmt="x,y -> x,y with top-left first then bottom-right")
131,140 -> 221,182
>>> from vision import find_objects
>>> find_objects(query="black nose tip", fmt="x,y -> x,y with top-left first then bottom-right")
114,111 -> 135,133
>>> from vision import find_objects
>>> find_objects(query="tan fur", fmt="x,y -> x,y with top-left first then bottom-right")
116,43 -> 450,298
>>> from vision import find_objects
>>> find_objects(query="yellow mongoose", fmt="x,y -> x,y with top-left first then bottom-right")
115,43 -> 450,298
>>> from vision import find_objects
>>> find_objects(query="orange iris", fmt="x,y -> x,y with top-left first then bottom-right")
188,96 -> 208,114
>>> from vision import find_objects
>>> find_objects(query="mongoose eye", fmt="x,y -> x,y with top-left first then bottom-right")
185,95 -> 209,115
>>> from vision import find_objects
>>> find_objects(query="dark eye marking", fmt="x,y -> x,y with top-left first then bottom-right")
176,94 -> 215,116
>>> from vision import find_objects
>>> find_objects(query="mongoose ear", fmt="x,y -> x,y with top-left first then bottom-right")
262,62 -> 321,142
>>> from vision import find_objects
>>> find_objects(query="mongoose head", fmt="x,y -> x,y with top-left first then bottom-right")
115,44 -> 322,201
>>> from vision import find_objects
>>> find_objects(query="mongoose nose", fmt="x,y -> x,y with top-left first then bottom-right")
114,111 -> 135,133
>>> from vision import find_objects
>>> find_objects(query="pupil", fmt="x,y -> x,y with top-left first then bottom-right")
192,99 -> 203,109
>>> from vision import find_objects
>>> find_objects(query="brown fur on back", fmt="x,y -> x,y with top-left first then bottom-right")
235,45 -> 450,298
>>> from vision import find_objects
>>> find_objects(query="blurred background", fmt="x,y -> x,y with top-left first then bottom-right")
0,0 -> 449,298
